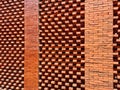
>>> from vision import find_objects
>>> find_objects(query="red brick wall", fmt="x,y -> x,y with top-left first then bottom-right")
0,0 -> 119,90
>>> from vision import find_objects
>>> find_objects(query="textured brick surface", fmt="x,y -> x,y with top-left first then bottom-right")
0,0 -> 117,90
24,0 -> 39,90
85,0 -> 113,90
39,0 -> 85,90
113,0 -> 120,89
0,0 -> 24,89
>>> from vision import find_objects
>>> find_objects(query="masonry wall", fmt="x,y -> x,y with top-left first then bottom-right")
0,0 -> 119,90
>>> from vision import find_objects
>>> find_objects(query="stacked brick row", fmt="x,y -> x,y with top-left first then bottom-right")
0,0 -> 24,89
39,0 -> 85,90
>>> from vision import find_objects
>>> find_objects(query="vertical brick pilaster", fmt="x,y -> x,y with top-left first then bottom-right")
85,0 -> 113,90
24,0 -> 39,90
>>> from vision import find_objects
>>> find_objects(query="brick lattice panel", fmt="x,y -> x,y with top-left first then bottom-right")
0,0 -> 24,89
39,0 -> 85,90
113,0 -> 120,89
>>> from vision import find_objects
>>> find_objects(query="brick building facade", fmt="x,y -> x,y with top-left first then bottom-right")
0,0 -> 119,90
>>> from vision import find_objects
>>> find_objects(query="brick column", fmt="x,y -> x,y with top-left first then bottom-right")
24,0 -> 39,90
85,0 -> 113,90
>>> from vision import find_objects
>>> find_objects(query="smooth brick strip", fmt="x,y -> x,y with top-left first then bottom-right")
24,0 -> 39,89
85,0 -> 113,90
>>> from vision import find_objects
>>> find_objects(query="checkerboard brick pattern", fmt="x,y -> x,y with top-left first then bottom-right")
1,0 -> 120,90
0,0 -> 24,89
113,0 -> 120,89
39,0 -> 85,90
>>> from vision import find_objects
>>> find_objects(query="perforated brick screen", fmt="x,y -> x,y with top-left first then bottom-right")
0,0 -> 24,89
39,0 -> 85,90
113,0 -> 120,89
